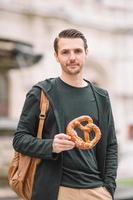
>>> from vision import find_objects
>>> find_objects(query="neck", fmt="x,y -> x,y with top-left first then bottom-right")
60,73 -> 87,87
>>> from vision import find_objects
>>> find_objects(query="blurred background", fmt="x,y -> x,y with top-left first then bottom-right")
0,0 -> 133,199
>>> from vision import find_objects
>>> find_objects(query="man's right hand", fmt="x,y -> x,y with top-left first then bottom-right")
52,133 -> 75,153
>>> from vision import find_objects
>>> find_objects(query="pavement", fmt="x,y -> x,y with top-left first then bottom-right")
0,187 -> 18,200
115,186 -> 133,200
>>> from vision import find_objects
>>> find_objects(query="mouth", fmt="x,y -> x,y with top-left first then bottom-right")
67,63 -> 79,67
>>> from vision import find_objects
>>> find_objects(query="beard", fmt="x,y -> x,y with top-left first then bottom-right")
62,63 -> 82,75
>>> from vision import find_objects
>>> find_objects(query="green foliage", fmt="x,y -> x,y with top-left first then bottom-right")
117,178 -> 133,186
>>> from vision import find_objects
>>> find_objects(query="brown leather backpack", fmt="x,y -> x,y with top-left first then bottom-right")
8,90 -> 49,200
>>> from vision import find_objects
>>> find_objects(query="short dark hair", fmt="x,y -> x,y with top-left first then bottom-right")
54,29 -> 88,53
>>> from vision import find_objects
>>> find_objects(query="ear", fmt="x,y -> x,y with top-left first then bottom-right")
54,52 -> 59,63
85,48 -> 89,55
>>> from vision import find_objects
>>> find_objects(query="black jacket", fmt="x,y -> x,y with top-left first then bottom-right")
13,78 -> 118,200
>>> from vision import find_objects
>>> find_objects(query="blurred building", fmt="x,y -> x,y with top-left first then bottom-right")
0,0 -> 133,180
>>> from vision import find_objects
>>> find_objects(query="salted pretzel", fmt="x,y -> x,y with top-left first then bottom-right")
66,115 -> 101,149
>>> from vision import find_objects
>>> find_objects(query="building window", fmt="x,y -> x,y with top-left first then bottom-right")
0,73 -> 8,117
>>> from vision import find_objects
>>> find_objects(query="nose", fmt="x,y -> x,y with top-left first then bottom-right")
69,51 -> 76,60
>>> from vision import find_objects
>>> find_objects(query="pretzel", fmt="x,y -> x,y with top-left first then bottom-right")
66,115 -> 101,149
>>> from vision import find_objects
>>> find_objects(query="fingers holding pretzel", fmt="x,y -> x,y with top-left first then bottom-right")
66,115 -> 101,149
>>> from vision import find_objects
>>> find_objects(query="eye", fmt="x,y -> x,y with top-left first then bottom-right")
61,50 -> 69,55
74,49 -> 83,54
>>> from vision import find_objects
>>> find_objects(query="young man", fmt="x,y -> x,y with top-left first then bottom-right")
13,29 -> 118,200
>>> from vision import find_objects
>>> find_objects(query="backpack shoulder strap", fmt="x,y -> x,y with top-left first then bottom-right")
37,90 -> 49,139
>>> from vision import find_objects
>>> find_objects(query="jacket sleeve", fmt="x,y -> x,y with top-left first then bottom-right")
13,87 -> 57,160
103,94 -> 118,197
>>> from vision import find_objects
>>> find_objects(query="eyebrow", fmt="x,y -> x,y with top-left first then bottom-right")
60,47 -> 83,51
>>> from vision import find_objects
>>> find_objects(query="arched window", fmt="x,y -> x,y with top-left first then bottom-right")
0,73 -> 8,117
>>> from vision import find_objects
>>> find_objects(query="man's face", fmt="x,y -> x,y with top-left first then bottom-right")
54,38 -> 88,75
